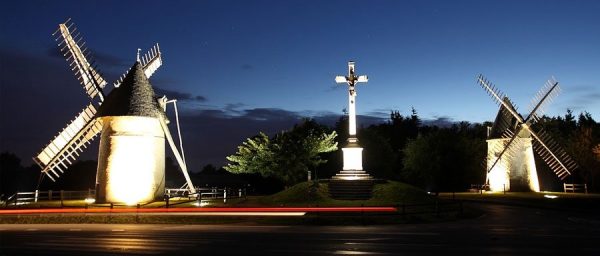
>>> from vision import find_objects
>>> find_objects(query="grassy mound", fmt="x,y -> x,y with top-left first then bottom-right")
257,180 -> 434,206
258,181 -> 335,206
370,181 -> 435,205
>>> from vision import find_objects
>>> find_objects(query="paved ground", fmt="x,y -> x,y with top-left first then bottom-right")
1,203 -> 599,255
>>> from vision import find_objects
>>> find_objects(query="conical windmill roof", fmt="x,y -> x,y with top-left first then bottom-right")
488,97 -> 520,139
97,62 -> 163,118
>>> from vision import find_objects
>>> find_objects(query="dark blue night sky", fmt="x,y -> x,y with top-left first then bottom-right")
1,0 -> 599,169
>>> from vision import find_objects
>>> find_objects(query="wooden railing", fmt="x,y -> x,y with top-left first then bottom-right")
563,183 -> 588,193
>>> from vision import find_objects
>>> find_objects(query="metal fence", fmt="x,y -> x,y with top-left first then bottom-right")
4,189 -> 95,206
4,187 -> 247,207
165,187 -> 246,202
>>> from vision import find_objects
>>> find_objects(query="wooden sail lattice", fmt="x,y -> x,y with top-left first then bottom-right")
33,104 -> 102,181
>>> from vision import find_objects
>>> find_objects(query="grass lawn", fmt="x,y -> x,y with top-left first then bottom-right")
244,180 -> 436,207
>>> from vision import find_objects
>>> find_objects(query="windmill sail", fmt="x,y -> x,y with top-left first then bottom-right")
141,44 -> 162,78
525,77 -> 560,124
53,19 -> 107,103
530,129 -> 578,180
33,104 -> 102,181
113,44 -> 162,88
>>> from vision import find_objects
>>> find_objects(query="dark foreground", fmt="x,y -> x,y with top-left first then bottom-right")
1,203 -> 599,255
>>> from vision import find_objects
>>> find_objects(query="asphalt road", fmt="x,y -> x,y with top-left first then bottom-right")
1,203 -> 599,255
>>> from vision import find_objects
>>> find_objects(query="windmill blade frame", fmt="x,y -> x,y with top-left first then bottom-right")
528,129 -> 578,180
524,77 -> 561,125
112,44 -> 163,88
476,74 -> 524,123
33,104 -> 102,181
53,19 -> 107,103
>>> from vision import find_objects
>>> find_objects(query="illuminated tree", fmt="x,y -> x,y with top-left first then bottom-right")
225,132 -> 276,178
225,120 -> 337,185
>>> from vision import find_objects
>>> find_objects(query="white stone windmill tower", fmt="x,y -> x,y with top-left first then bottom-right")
33,19 -> 196,204
476,74 -> 578,192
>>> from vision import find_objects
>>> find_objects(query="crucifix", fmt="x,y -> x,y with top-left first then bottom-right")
335,61 -> 368,172
335,61 -> 368,141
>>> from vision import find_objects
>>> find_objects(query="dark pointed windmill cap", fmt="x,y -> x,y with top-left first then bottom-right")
97,62 -> 163,118
488,97 -> 520,139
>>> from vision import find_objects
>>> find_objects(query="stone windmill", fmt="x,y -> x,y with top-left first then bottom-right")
476,74 -> 578,192
33,19 -> 196,204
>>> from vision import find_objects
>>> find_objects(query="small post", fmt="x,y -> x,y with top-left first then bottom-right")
14,191 -> 18,206
224,188 -> 227,204
503,184 -> 506,195
48,190 -> 53,200
238,188 -> 242,198
35,190 -> 39,203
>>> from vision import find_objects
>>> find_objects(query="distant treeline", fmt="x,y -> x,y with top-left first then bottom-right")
1,109 -> 599,197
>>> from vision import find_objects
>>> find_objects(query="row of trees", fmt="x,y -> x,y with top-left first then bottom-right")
226,109 -> 600,192
1,109 -> 598,196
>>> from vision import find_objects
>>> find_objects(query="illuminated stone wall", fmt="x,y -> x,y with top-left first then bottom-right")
487,137 -> 540,192
96,116 -> 165,204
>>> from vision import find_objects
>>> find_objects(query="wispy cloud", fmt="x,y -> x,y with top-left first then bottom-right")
155,87 -> 208,102
561,84 -> 600,112
422,116 -> 455,127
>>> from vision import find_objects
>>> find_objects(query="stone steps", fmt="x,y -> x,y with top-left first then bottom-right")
328,176 -> 374,200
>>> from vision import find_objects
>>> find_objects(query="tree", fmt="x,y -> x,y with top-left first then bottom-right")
569,127 -> 600,191
225,119 -> 337,186
200,164 -> 219,174
401,126 -> 485,192
1,152 -> 23,197
225,132 -> 275,178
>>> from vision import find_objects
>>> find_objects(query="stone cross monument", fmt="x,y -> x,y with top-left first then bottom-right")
334,61 -> 370,179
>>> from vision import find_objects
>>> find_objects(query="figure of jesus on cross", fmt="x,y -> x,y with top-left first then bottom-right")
335,61 -> 368,171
